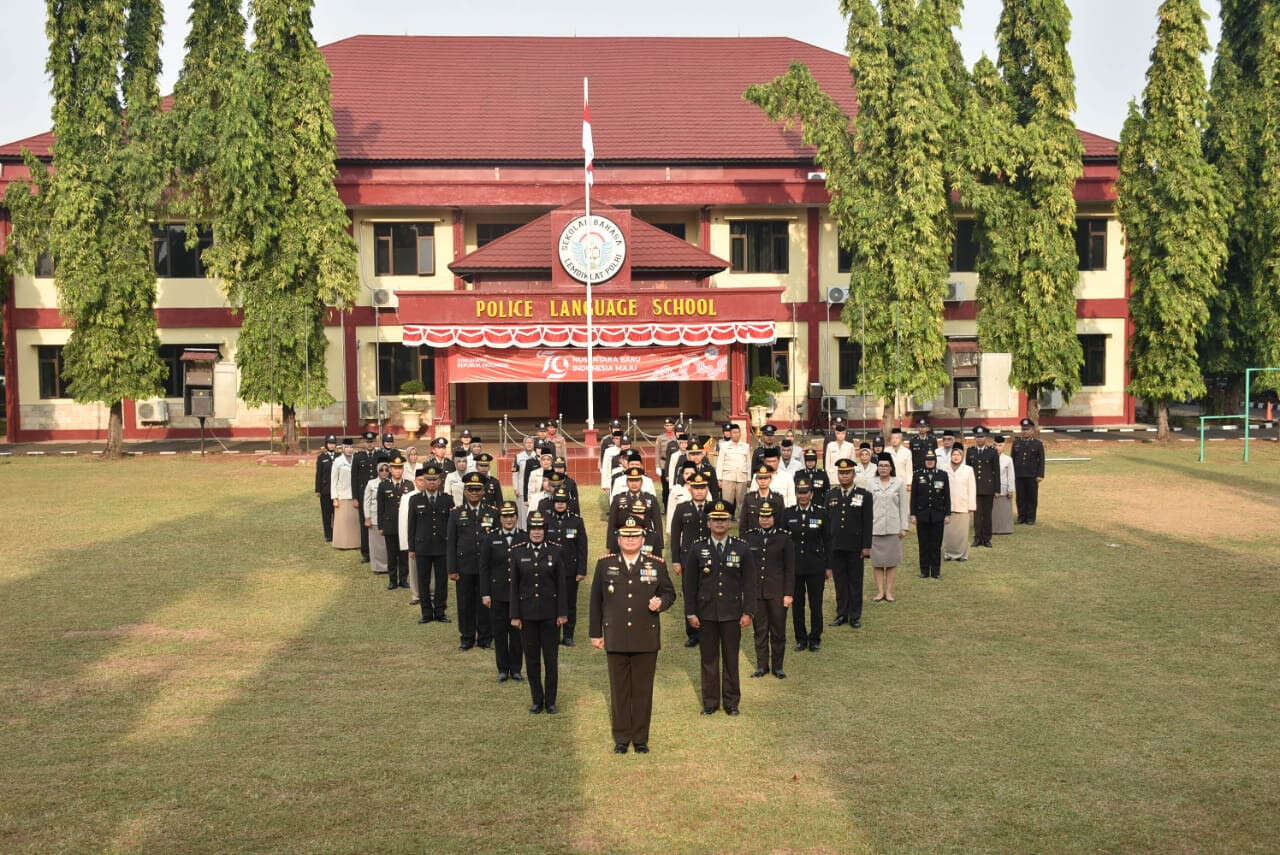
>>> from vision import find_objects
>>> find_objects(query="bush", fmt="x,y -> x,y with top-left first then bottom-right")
747,376 -> 784,409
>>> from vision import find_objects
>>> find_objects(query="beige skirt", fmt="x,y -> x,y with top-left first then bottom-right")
332,501 -> 361,549
369,524 -> 388,573
870,534 -> 903,568
993,495 -> 1014,535
944,511 -> 970,559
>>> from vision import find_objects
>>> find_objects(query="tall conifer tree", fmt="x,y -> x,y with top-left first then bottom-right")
202,0 -> 357,452
1116,0 -> 1227,439
957,0 -> 1083,425
747,0 -> 963,432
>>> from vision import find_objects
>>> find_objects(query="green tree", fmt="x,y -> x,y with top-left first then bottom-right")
5,0 -> 167,457
1203,0 -> 1280,402
957,0 -> 1084,426
747,0 -> 963,433
202,0 -> 357,453
1116,0 -> 1227,439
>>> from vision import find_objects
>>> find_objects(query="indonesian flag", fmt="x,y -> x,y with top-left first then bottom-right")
583,77 -> 594,186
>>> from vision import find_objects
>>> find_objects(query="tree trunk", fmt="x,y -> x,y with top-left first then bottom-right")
1025,392 -> 1041,434
1156,399 -> 1170,441
104,400 -> 124,458
880,399 -> 895,440
281,403 -> 299,455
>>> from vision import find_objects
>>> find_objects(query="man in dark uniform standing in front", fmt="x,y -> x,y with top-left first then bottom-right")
784,476 -> 828,651
1012,417 -> 1045,524
314,434 -> 338,541
351,431 -> 378,562
745,502 -> 794,679
376,457 -> 414,590
910,449 -> 951,578
408,464 -> 453,624
669,473 -> 713,649
589,516 -> 677,754
966,426 -> 1000,548
683,500 -> 756,716
446,473 -> 498,650
480,501 -> 526,683
908,416 -> 935,474
825,458 -> 873,629
545,487 -> 588,647
428,436 -> 455,474
509,512 -> 568,714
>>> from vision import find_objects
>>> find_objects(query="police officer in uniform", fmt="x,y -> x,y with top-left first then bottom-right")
799,449 -> 830,505
966,426 -> 1000,548
751,424 -> 780,471
606,466 -> 663,554
746,502 -> 795,679
509,512 -> 568,714
589,517 -> 677,754
1012,417 -> 1045,524
480,501 -> 527,682
908,416 -> 935,473
551,456 -> 581,515
784,476 -> 829,651
314,434 -> 338,541
739,466 -> 785,534
472,453 -> 505,508
680,443 -> 721,501
427,435 -> 455,474
373,431 -> 400,466
669,473 -> 713,648
350,431 -> 378,561
826,459 -> 873,629
376,457 -> 414,589
447,473 -> 498,650
545,487 -> 589,646
683,500 -> 757,716
910,449 -> 951,578
408,464 -> 454,624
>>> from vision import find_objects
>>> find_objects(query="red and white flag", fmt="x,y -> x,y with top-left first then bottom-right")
583,77 -> 594,186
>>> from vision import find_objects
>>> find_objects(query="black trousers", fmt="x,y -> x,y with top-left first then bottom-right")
792,573 -> 825,643
753,598 -> 787,672
699,619 -> 742,710
416,553 -> 448,619
562,577 -> 581,640
319,495 -> 334,541
974,494 -> 994,544
489,599 -> 522,675
522,618 -> 559,706
456,574 -> 488,645
1015,476 -> 1040,522
384,532 -> 408,586
916,520 -> 944,577
830,549 -> 865,621
356,501 -> 369,559
607,651 -> 658,746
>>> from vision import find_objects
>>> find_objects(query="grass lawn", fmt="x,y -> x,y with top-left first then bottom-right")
1,441 -> 1277,854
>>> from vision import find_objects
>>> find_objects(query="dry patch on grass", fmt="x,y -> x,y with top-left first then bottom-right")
62,622 -> 222,642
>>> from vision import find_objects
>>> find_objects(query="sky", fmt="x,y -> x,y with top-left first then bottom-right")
0,0 -> 1222,147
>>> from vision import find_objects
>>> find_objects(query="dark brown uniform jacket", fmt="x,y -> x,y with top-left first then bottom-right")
588,553 -> 677,652
681,537 -> 759,622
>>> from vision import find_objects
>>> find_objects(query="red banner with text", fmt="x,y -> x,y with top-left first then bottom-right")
446,345 -> 729,383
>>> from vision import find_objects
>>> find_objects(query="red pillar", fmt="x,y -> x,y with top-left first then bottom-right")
343,311 -> 359,435
806,208 -> 821,429
730,342 -> 748,424
548,382 -> 559,422
699,206 -> 711,249
433,346 -> 452,432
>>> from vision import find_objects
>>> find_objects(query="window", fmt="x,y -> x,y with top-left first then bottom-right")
729,220 -> 789,273
37,345 -> 68,399
476,223 -> 522,247
750,338 -> 791,390
374,222 -> 435,276
1079,334 -> 1107,386
1075,218 -> 1107,271
951,220 -> 979,273
35,252 -> 56,278
153,224 -> 213,278
653,222 -> 687,240
837,239 -> 854,274
487,382 -> 528,411
377,342 -> 434,396
837,338 -> 862,389
639,382 -> 681,409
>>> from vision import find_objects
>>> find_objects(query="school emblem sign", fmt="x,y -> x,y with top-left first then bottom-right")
558,215 -> 627,284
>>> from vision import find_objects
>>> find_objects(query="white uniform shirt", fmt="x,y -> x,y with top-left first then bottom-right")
825,439 -> 857,482
853,461 -> 877,491
889,444 -> 913,488
363,478 -> 382,524
778,453 -> 805,474
443,470 -> 466,506
397,483 -> 420,551
767,468 -> 797,507
944,463 -> 977,513
600,446 -> 621,488
330,453 -> 355,500
715,439 -> 752,483
666,483 -> 691,530
998,453 -> 1015,496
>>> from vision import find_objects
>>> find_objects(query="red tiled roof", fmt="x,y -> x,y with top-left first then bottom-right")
450,203 -> 729,277
0,36 -> 1119,162
0,130 -> 54,159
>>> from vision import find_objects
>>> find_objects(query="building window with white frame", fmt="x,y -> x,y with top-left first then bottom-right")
730,220 -> 789,273
374,222 -> 435,276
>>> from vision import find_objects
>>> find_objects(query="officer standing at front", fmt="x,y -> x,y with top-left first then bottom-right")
683,501 -> 756,716
589,517 -> 677,754
545,487 -> 589,647
314,434 -> 338,541
480,501 -> 526,683
510,512 -> 568,714
966,426 -> 1000,548
446,473 -> 498,650
1012,417 -> 1045,524
408,464 -> 453,624
910,449 -> 951,579
826,459 -> 873,629
784,476 -> 828,651
746,503 -> 795,679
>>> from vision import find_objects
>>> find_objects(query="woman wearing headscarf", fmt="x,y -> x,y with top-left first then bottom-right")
992,433 -> 1016,535
868,452 -> 909,603
943,444 -> 976,562
330,439 -> 362,550
363,462 -> 392,574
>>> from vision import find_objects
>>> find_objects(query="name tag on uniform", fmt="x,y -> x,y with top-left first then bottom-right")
852,496 -> 864,507
934,482 -> 944,491
606,568 -> 620,577
566,529 -> 577,539
459,511 -> 469,521
809,519 -> 822,529
482,515 -> 493,528
699,548 -> 711,558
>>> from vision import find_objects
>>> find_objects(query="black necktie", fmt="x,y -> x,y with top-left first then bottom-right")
716,541 -> 724,560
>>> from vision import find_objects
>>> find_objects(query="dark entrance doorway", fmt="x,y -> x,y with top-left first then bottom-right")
559,382 -> 612,423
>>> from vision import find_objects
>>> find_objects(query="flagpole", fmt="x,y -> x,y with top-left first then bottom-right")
584,76 -> 595,437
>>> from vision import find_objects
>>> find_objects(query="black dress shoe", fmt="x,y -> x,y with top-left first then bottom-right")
809,641 -> 820,652
829,615 -> 847,627
614,743 -> 629,754
545,704 -> 558,714
497,673 -> 509,683
724,707 -> 740,716
477,641 -> 491,650
417,616 -> 431,624
360,557 -> 370,563
920,573 -> 929,579
700,707 -> 718,716
750,668 -> 767,678
436,615 -> 451,623
773,670 -> 786,679
633,744 -> 649,754
561,637 -> 575,647
387,584 -> 398,590
972,540 -> 982,548
684,637 -> 699,647
529,703 -> 544,714
795,641 -> 808,652
459,643 -> 473,651
850,618 -> 861,628
399,581 -> 410,588
510,672 -> 523,682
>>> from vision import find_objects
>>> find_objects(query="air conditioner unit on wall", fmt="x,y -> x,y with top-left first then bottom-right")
944,281 -> 962,302
359,400 -> 388,420
826,286 -> 848,305
137,399 -> 169,424
371,288 -> 397,308
1038,388 -> 1065,410
821,395 -> 848,413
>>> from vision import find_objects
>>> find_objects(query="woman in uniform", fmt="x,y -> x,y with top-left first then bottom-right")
868,453 -> 909,603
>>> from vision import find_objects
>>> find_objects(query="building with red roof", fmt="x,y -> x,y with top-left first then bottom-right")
0,35 -> 1129,444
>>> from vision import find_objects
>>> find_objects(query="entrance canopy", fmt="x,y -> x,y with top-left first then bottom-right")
401,321 -> 775,349
447,344 -> 728,382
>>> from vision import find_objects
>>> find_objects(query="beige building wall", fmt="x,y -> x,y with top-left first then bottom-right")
706,207 -> 807,302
